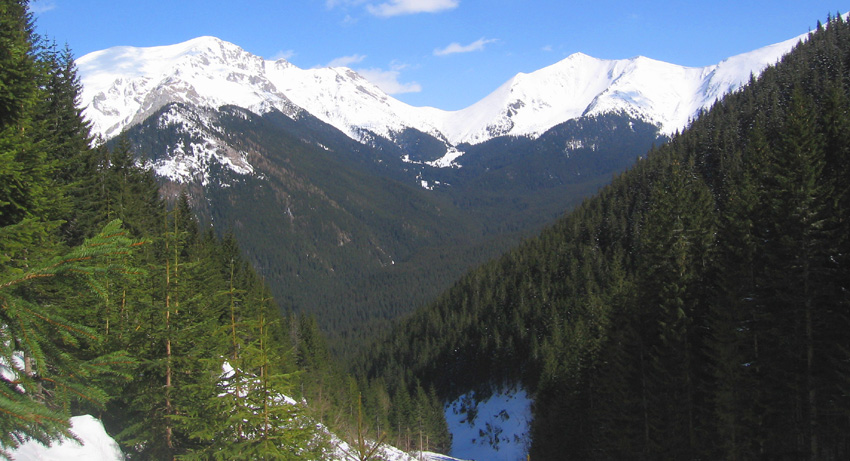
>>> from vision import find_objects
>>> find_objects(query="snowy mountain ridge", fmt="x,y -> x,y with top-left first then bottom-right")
78,31 -> 806,153
441,31 -> 805,144
77,36 -> 442,144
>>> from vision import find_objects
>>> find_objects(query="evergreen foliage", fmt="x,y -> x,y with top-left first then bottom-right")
0,219 -> 140,457
0,3 -> 382,459
360,14 -> 850,460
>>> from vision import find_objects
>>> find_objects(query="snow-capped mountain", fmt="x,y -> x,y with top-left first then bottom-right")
443,33 -> 804,144
78,32 -> 805,154
77,36 -> 443,145
70,31 -> 808,342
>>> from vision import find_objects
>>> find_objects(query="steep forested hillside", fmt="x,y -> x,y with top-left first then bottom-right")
1,2 -> 453,459
359,15 -> 850,460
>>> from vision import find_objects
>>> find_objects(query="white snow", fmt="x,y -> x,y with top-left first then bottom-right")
331,431 -> 430,461
435,32 -> 805,142
444,386 -> 532,461
5,361 -> 468,461
77,30 -> 807,169
77,36 -> 441,145
425,147 -> 465,169
0,351 -> 25,392
143,103 -> 255,185
419,453 -> 471,461
8,415 -> 124,461
7,414 -> 469,461
216,361 -> 465,461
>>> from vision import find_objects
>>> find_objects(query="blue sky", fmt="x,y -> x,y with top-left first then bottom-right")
31,0 -> 842,111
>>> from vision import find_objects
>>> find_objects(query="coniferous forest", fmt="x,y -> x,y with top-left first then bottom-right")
360,14 -> 850,461
5,0 -> 850,459
0,1 -> 450,459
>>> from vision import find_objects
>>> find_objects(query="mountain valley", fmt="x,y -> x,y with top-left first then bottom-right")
5,1 -> 849,458
78,30 -> 806,349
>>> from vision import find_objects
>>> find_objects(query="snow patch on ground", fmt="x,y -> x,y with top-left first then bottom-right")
9,415 -> 124,461
445,386 -> 532,461
331,432 -> 420,461
425,147 -> 465,169
9,415 -> 468,461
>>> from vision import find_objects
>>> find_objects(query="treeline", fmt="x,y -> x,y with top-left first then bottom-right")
0,1 -> 450,459
359,14 -> 850,460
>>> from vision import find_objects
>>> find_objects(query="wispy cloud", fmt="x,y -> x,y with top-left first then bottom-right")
29,0 -> 56,14
325,0 -> 367,9
326,54 -> 368,68
358,66 -> 422,94
324,56 -> 421,95
271,49 -> 296,61
326,0 -> 457,18
367,0 -> 458,17
434,38 -> 497,56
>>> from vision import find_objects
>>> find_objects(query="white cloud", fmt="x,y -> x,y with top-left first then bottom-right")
326,54 -> 367,68
326,0 -> 367,8
326,0 -> 456,17
357,67 -> 422,94
29,0 -> 56,14
367,0 -> 459,17
271,49 -> 296,61
321,56 -> 420,95
434,38 -> 497,56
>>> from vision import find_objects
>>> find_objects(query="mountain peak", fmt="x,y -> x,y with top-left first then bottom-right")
562,51 -> 595,60
172,35 -> 230,51
78,36 -> 294,138
78,30 -> 806,150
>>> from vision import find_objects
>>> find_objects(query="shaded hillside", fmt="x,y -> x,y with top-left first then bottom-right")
359,15 -> 850,460
120,103 -> 664,352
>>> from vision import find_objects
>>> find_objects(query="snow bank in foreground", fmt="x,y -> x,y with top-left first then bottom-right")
9,415 -> 124,461
445,386 -> 532,461
8,413 -> 468,461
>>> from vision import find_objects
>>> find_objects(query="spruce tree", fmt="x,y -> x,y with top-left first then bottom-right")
0,220 -> 141,457
182,292 -> 327,460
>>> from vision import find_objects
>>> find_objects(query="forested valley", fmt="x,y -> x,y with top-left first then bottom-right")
0,1 -> 449,459
6,0 -> 850,459
360,14 -> 850,460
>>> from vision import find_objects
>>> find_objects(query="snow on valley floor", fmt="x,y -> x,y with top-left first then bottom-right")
445,386 -> 532,461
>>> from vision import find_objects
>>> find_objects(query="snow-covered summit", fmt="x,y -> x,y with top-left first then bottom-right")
78,31 -> 806,149
78,36 -> 440,143
78,36 -> 298,138
434,33 -> 805,143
